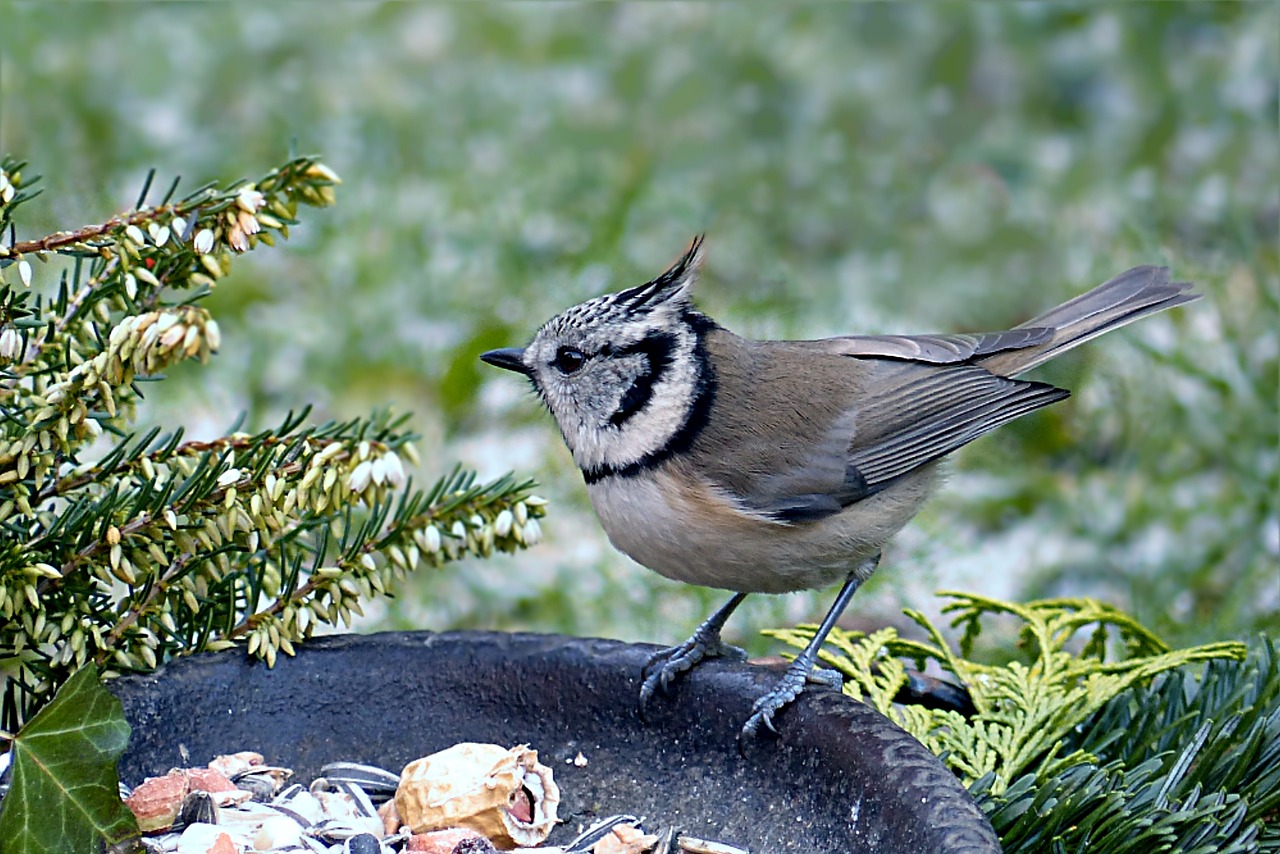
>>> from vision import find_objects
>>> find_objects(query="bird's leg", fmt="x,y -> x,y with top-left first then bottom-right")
640,591 -> 750,708
741,554 -> 879,739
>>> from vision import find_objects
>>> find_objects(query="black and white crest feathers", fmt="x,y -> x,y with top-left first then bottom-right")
615,235 -> 705,314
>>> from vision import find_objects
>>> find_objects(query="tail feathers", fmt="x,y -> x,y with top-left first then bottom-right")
978,266 -> 1199,377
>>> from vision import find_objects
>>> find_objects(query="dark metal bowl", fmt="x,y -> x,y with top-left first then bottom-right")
110,631 -> 999,853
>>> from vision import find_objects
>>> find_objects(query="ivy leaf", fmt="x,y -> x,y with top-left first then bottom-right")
0,664 -> 139,852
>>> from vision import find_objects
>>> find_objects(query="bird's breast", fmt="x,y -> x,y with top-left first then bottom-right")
584,461 -> 934,594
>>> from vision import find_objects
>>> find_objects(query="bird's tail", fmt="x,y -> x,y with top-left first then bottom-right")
977,266 -> 1199,377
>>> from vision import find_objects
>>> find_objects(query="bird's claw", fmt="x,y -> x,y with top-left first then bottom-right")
808,664 -> 844,690
740,661 -> 842,740
639,636 -> 746,708
741,671 -> 804,739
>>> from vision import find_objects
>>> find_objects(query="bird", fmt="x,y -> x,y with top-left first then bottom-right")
480,236 -> 1197,738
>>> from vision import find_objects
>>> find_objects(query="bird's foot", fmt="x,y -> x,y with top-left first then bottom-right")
741,657 -> 824,739
807,664 -> 844,691
639,630 -> 747,708
740,565 -> 871,741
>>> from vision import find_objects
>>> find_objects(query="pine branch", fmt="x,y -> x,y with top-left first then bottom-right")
975,637 -> 1278,853
4,208 -> 186,257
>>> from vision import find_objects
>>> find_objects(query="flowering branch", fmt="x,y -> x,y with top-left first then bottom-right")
0,155 -> 549,729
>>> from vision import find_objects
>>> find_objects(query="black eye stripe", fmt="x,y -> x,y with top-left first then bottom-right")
608,332 -> 677,427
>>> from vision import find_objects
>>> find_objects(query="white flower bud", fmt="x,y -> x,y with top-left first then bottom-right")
521,518 -> 542,546
241,209 -> 262,236
381,452 -> 406,487
194,228 -> 215,254
204,319 -> 222,351
182,323 -> 201,355
125,224 -> 146,246
305,162 -> 342,183
314,441 -> 345,463
159,323 -> 187,350
0,328 -> 20,360
347,460 -> 373,493
32,563 -> 61,579
134,266 -> 160,287
17,260 -> 31,287
236,186 -> 265,212
216,468 -> 242,487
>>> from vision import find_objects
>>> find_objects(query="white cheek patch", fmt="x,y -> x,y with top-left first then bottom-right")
524,302 -> 707,474
575,334 -> 699,471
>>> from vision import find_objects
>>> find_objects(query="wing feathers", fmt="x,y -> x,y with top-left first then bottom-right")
723,361 -> 1068,524
815,327 -> 1053,364
693,267 -> 1197,526
848,377 -> 1067,485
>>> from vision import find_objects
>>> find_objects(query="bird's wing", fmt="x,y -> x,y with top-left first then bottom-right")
811,328 -> 1053,363
838,361 -> 1068,490
697,345 -> 1067,525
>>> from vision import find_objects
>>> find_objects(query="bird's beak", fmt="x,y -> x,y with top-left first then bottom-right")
480,347 -> 531,376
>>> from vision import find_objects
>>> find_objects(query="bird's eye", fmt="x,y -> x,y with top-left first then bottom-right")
552,346 -> 586,375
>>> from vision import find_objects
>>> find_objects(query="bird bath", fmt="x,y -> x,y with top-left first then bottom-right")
111,631 -> 999,853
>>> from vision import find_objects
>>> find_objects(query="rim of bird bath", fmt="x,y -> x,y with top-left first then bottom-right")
110,630 -> 1000,854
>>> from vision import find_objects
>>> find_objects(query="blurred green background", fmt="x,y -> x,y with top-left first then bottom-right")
1,3 -> 1275,651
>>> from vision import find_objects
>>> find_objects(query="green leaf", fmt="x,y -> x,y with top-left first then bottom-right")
772,608 -> 1276,851
769,593 -> 1247,792
0,664 -> 139,853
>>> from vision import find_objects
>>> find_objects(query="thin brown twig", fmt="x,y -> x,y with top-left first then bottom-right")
94,551 -> 192,666
226,572 -> 327,640
223,527 -> 391,640
223,498 -> 482,640
0,208 -> 185,391
35,432 -> 274,504
3,205 -> 178,258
